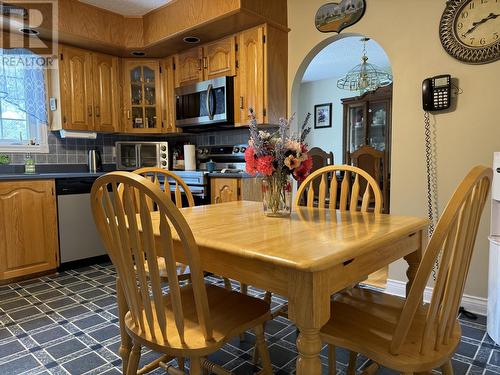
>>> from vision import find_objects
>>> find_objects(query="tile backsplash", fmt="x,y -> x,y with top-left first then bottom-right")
1,128 -> 251,165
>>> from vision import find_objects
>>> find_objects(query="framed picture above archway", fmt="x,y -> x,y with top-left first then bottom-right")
315,0 -> 366,33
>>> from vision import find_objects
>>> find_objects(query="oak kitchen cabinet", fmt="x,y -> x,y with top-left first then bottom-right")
174,35 -> 237,87
210,177 -> 262,204
235,24 -> 287,126
55,45 -> 120,132
0,180 -> 59,281
123,59 -> 164,133
161,56 -> 180,133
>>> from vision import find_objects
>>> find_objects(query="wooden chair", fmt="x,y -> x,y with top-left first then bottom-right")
294,164 -> 382,213
320,165 -> 492,375
91,172 -> 273,375
348,145 -> 387,213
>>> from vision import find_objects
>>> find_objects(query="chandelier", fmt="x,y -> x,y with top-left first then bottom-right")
336,37 -> 392,94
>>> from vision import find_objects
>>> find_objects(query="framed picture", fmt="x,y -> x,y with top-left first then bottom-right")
314,103 -> 332,129
315,0 -> 366,33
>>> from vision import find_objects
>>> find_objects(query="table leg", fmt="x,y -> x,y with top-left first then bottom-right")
403,229 -> 426,297
287,271 -> 330,375
116,277 -> 132,374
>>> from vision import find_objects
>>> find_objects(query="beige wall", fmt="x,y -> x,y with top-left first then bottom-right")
288,0 -> 500,298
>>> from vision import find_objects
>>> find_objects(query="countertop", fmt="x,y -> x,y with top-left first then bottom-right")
0,166 -> 257,181
0,172 -> 108,181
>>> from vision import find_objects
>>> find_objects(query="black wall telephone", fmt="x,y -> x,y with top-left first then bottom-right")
422,74 -> 451,112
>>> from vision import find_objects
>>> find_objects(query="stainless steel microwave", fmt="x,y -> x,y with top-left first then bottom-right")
115,141 -> 168,170
175,76 -> 234,128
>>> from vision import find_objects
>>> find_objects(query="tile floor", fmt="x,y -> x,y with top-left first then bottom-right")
0,262 -> 499,375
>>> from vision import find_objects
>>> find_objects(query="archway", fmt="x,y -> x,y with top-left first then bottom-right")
292,34 -> 393,288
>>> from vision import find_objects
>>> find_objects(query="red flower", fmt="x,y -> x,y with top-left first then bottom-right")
245,147 -> 257,175
293,155 -> 312,182
256,155 -> 275,176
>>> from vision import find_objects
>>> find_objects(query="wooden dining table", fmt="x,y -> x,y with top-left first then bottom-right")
150,201 -> 428,375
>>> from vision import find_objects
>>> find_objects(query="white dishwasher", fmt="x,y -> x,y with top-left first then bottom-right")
56,177 -> 107,264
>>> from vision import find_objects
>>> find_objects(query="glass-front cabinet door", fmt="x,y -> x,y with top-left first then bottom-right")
367,101 -> 388,152
347,104 -> 366,154
123,60 -> 162,133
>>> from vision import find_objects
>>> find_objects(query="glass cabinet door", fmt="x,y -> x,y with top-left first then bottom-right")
348,104 -> 365,153
367,101 -> 388,151
125,62 -> 161,132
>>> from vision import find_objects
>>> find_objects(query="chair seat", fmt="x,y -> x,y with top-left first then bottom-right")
142,257 -> 190,280
125,284 -> 271,357
320,287 -> 461,373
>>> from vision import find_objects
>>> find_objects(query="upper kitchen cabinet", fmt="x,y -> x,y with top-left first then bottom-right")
174,47 -> 204,87
123,60 -> 163,133
203,36 -> 237,80
161,57 -> 180,133
0,180 -> 59,281
55,45 -> 120,132
235,24 -> 287,126
174,35 -> 237,87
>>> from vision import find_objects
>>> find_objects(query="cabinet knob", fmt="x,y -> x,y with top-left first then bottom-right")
95,106 -> 100,117
88,105 -> 93,117
126,110 -> 131,119
203,56 -> 208,69
198,58 -> 202,71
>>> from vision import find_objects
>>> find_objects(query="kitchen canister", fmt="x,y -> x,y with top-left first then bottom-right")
184,144 -> 196,171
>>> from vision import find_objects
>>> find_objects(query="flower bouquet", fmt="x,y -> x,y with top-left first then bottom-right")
244,109 -> 312,217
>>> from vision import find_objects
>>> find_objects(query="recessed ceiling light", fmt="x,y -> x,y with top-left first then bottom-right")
19,28 -> 39,35
131,51 -> 146,56
183,36 -> 200,44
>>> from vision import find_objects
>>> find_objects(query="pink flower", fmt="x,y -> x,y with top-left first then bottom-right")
293,155 -> 313,182
256,156 -> 275,176
245,147 -> 257,175
284,155 -> 301,170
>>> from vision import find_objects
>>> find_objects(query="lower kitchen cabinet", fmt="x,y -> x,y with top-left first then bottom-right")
0,180 -> 59,281
210,177 -> 262,204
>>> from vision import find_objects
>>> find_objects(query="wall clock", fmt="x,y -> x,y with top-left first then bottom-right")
440,0 -> 500,64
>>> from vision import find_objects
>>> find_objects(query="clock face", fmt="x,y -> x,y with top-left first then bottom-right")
455,0 -> 500,47
440,0 -> 500,64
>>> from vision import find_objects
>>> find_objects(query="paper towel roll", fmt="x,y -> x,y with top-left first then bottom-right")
184,144 -> 196,171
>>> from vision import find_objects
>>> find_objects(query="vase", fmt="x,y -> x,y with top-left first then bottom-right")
262,172 -> 292,217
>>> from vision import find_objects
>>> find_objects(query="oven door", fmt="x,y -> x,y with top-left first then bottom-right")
138,143 -> 160,168
117,143 -> 139,170
175,76 -> 232,127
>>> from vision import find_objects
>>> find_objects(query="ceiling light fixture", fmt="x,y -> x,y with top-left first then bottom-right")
336,37 -> 392,94
183,36 -> 200,44
19,28 -> 39,35
131,51 -> 146,56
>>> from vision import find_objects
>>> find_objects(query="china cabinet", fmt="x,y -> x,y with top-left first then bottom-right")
342,84 -> 392,211
123,60 -> 163,133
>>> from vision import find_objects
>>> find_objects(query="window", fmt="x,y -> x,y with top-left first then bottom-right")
0,48 -> 48,153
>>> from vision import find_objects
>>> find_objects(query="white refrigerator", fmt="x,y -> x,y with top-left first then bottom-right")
488,152 -> 500,344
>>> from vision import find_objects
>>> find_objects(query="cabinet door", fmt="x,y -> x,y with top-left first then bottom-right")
123,60 -> 163,133
367,100 -> 389,152
161,57 -> 178,133
346,103 -> 367,154
237,26 -> 265,124
92,53 -> 119,132
174,47 -> 203,87
211,178 -> 240,204
60,46 -> 93,130
0,180 -> 58,280
203,36 -> 236,80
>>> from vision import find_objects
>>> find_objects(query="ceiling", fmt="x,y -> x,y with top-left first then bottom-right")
79,0 -> 172,16
302,37 -> 392,83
